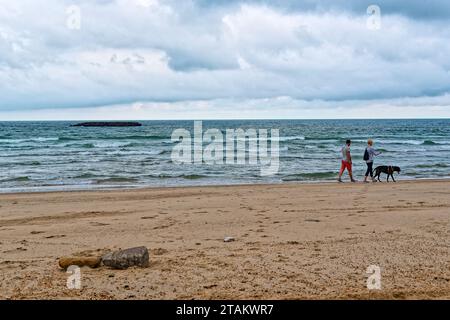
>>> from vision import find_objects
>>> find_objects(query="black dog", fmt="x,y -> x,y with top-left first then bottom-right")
373,166 -> 401,182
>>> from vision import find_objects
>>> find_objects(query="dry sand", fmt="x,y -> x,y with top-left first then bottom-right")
0,180 -> 448,300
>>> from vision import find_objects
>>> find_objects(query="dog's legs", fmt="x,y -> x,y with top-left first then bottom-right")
374,171 -> 380,182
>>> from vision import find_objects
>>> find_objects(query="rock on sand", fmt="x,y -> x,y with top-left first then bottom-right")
101,246 -> 149,269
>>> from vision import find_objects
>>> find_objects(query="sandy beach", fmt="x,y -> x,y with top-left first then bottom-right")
0,180 -> 448,300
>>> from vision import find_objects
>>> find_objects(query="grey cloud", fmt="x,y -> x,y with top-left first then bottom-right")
195,0 -> 450,20
0,0 -> 450,113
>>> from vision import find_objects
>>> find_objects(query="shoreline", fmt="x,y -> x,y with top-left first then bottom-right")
2,176 -> 450,196
0,180 -> 449,299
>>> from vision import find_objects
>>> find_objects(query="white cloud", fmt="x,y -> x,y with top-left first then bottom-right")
2,94 -> 450,120
0,0 -> 449,118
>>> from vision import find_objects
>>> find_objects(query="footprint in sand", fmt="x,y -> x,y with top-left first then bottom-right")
90,222 -> 110,226
44,235 -> 66,239
141,216 -> 157,219
4,247 -> 27,253
30,231 -> 45,235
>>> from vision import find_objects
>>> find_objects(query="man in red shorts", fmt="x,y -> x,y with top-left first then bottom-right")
338,139 -> 356,183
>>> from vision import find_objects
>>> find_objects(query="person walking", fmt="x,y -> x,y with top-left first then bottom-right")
363,139 -> 381,183
338,139 -> 356,183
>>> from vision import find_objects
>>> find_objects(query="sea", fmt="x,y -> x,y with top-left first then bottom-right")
1,119 -> 449,193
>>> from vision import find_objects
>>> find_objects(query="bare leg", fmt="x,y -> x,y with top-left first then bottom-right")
338,162 -> 345,182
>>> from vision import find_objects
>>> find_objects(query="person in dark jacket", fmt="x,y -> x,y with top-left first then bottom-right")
363,139 -> 381,183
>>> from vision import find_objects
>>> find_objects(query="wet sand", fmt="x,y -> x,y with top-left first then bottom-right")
0,180 -> 449,299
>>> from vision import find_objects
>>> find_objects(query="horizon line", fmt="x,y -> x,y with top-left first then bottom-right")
0,117 -> 449,122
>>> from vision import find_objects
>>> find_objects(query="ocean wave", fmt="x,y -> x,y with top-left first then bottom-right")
379,139 -> 448,146
92,141 -> 141,148
304,136 -> 341,141
299,139 -> 446,146
415,163 -> 449,168
73,173 -> 102,179
104,135 -> 168,140
378,139 -> 444,145
94,177 -> 139,184
378,140 -> 422,145
58,137 -> 80,142
143,174 -> 208,179
402,171 -> 423,176
1,120 -> 449,190
145,174 -> 175,179
282,171 -> 336,181
123,142 -> 147,148
421,140 -> 438,145
59,135 -> 169,141
295,138 -> 448,146
7,160 -> 41,166
103,150 -> 165,156
64,143 -> 95,148
0,137 -> 58,143
1,176 -> 31,182
278,136 -> 305,142
182,174 -> 207,180
199,135 -> 304,142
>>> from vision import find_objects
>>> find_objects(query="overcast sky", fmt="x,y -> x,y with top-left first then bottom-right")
1,0 -> 450,120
